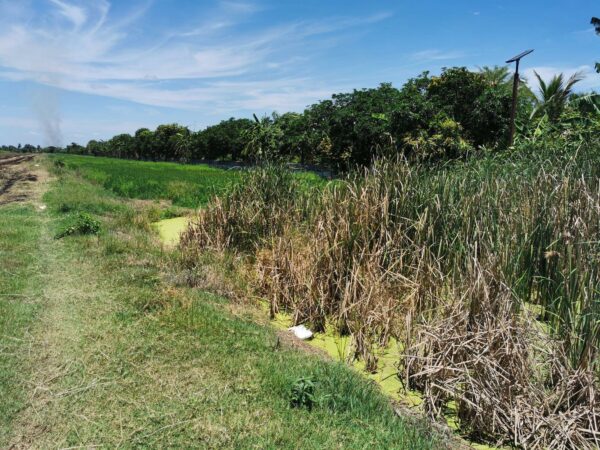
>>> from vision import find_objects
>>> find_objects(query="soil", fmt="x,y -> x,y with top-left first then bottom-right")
0,155 -> 40,206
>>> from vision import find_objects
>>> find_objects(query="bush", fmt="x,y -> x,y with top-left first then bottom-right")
289,377 -> 316,411
55,212 -> 101,239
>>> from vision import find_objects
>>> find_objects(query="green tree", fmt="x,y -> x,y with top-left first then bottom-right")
107,134 -> 135,159
427,67 -> 512,147
65,142 -> 85,155
196,118 -> 253,160
274,112 -> 311,163
86,140 -> 107,156
154,124 -> 190,161
134,128 -> 155,160
305,83 -> 402,168
531,71 -> 584,123
391,68 -> 513,154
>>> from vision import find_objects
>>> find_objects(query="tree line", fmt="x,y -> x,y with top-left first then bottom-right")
3,65 -> 599,170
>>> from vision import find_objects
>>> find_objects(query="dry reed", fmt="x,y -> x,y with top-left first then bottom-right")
180,145 -> 600,448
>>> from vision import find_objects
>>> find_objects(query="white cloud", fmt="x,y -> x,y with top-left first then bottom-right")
219,1 -> 261,14
49,0 -> 87,29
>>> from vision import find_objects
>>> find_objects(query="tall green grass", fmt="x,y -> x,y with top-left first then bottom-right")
51,155 -> 240,208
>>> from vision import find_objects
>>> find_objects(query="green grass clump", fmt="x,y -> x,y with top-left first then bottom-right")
289,376 -> 316,410
55,212 -> 101,239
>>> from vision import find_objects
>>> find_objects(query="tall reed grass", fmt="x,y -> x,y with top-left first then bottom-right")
181,140 -> 600,448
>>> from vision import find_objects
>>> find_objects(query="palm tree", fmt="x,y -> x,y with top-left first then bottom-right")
479,65 -> 536,104
531,71 -> 584,122
479,65 -> 511,87
242,114 -> 283,162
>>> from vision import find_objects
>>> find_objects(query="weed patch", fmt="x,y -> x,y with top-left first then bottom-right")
289,376 -> 316,410
55,212 -> 101,239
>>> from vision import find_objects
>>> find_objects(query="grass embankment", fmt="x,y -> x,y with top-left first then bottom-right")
0,157 -> 443,448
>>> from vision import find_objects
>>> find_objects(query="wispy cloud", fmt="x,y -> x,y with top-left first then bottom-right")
219,1 -> 261,14
409,49 -> 466,63
0,0 -> 391,114
572,28 -> 595,36
49,0 -> 88,29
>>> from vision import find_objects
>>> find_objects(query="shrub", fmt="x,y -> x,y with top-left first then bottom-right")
402,113 -> 473,161
55,212 -> 101,239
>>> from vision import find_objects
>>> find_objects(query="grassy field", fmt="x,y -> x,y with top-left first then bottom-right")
0,156 -> 443,448
52,155 -> 241,208
51,154 -> 326,210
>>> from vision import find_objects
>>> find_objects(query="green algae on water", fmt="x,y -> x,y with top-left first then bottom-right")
267,306 -> 501,449
153,216 -> 191,247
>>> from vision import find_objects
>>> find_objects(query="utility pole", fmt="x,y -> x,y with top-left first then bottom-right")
506,49 -> 534,147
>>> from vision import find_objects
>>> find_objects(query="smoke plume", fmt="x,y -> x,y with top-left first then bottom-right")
32,88 -> 63,147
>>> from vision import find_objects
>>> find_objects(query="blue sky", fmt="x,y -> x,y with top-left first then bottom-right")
0,0 -> 598,146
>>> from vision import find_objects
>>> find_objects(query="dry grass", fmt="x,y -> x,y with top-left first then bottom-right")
402,263 -> 600,449
181,145 -> 600,448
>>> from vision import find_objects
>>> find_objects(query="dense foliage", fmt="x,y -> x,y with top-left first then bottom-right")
12,65 -> 598,170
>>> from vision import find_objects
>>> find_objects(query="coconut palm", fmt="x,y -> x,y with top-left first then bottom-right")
531,71 -> 584,122
479,65 -> 536,108
479,65 -> 512,87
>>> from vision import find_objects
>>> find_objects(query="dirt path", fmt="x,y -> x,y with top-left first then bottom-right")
0,154 -> 42,206
6,160 -> 117,448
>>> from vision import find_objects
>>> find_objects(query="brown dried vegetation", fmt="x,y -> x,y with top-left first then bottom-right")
180,148 -> 600,448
